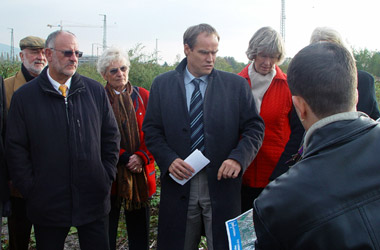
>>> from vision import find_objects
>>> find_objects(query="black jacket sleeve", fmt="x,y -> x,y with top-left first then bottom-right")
253,200 -> 283,249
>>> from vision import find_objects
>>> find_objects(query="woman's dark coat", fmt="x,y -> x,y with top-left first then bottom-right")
357,70 -> 380,120
6,67 -> 120,227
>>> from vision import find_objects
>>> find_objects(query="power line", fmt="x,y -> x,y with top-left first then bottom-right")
99,14 -> 107,51
280,0 -> 286,42
47,17 -> 108,53
8,28 -> 14,61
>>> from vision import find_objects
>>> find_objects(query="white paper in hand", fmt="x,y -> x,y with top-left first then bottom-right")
169,149 -> 210,185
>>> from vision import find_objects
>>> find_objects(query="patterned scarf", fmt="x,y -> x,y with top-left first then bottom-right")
105,82 -> 149,210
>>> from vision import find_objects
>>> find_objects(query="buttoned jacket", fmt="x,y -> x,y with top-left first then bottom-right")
6,67 -> 120,226
143,58 -> 265,250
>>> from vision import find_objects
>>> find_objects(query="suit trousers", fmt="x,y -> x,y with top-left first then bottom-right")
34,215 -> 109,250
108,195 -> 150,250
184,169 -> 213,250
8,197 -> 32,250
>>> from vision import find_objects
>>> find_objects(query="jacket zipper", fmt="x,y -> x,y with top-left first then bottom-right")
64,98 -> 69,125
76,119 -> 83,146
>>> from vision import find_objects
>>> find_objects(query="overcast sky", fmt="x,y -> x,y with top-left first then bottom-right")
1,0 -> 379,64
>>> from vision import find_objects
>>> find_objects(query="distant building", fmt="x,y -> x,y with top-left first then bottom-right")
79,55 -> 98,64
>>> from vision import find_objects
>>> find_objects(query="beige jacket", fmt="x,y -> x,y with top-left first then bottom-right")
5,70 -> 27,110
4,70 -> 27,197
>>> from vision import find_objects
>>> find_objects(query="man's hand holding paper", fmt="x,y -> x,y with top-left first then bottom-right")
168,158 -> 195,180
169,149 -> 210,185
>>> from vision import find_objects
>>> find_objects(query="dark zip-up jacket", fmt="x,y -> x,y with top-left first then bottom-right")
6,67 -> 120,227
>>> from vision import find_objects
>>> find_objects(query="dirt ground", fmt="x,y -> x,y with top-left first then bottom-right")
1,217 -> 132,250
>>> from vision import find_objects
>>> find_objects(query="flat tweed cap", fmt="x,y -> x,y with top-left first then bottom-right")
19,36 -> 45,50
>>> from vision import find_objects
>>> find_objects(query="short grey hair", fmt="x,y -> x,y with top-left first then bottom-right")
310,27 -> 345,45
245,27 -> 285,65
183,23 -> 220,49
45,30 -> 76,49
97,47 -> 130,76
309,27 -> 355,59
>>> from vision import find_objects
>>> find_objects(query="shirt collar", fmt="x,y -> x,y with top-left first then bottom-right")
113,88 -> 128,95
47,68 -> 72,93
184,66 -> 208,85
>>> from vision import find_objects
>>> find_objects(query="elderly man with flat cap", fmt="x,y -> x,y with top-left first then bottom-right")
4,35 -> 46,250
5,36 -> 47,109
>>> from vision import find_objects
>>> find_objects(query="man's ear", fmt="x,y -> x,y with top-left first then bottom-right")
292,95 -> 319,131
292,95 -> 307,122
355,88 -> 359,107
44,48 -> 53,63
184,44 -> 190,57
19,51 -> 24,62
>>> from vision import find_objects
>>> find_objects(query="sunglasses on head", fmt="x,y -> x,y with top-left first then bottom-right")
51,48 -> 83,58
109,66 -> 128,75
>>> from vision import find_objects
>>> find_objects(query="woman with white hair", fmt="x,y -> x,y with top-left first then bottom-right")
97,47 -> 156,250
310,26 -> 380,120
238,27 -> 304,212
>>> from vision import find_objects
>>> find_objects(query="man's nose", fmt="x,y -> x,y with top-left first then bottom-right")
37,51 -> 45,60
206,53 -> 213,62
69,53 -> 79,61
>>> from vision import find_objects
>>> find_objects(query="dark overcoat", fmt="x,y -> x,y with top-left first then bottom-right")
143,58 -> 265,249
357,70 -> 380,120
6,67 -> 120,227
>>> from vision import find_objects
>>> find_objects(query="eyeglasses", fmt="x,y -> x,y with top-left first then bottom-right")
50,48 -> 83,58
109,66 -> 128,75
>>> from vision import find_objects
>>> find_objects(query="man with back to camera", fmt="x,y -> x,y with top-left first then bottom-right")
4,35 -> 47,250
253,42 -> 380,249
6,30 -> 120,250
143,23 -> 265,250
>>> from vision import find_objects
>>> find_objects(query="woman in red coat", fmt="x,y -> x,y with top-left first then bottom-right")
97,47 -> 156,250
239,27 -> 304,212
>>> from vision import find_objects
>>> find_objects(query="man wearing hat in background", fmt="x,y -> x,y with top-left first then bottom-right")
4,35 -> 46,250
5,36 -> 47,108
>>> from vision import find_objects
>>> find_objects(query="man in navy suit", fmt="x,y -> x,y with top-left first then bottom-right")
143,23 -> 265,250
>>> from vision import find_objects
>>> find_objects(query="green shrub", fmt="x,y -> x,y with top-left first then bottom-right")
0,61 -> 20,79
